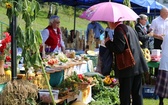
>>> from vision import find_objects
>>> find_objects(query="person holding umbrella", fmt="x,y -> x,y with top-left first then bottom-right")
80,2 -> 146,104
105,22 -> 148,105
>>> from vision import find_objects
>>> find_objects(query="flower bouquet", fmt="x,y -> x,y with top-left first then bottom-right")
0,32 -> 11,76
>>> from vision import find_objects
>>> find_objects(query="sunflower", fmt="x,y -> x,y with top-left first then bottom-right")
5,2 -> 12,9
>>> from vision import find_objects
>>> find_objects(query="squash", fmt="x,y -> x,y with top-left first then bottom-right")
71,101 -> 87,105
5,70 -> 11,80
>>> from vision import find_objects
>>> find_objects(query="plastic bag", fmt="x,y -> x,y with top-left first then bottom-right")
99,45 -> 113,76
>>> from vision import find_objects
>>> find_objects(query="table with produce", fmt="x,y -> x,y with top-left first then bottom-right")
17,51 -> 118,104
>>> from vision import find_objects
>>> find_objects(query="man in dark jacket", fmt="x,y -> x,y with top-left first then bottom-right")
135,14 -> 153,49
105,22 -> 148,105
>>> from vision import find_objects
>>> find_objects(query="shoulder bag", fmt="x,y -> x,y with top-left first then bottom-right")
115,27 -> 136,70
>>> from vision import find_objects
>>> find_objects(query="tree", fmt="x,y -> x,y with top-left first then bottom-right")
54,3 -> 59,15
123,0 -> 135,28
62,5 -> 74,21
47,2 -> 53,18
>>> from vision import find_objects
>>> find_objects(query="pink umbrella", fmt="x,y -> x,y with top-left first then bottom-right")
79,2 -> 139,22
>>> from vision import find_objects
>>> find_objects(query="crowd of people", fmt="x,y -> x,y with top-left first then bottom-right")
41,6 -> 168,105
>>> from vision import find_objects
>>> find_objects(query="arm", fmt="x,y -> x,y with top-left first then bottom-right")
135,25 -> 150,42
60,29 -> 66,53
41,29 -> 49,57
153,34 -> 164,40
99,23 -> 104,33
105,26 -> 126,53
150,19 -> 164,40
41,29 -> 49,43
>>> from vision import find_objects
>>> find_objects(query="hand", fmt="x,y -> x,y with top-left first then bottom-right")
104,37 -> 110,43
62,47 -> 66,54
160,35 -> 164,40
153,34 -> 164,40
147,32 -> 153,36
162,34 -> 165,37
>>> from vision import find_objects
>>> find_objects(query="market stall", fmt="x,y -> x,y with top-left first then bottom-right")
142,49 -> 161,99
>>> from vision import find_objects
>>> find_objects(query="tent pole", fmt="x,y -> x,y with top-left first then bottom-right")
10,1 -> 17,80
10,15 -> 17,80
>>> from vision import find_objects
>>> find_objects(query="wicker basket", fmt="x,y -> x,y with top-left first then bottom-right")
0,75 -> 11,84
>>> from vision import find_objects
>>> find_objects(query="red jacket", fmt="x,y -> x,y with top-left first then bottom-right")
40,26 -> 61,53
45,26 -> 61,51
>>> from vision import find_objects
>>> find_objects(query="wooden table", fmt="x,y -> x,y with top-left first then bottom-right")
17,60 -> 92,87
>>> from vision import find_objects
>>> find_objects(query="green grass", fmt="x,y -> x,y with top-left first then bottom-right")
144,98 -> 168,105
0,4 -> 106,33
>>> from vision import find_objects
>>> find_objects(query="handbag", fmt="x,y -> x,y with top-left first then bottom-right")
115,27 -> 135,70
99,45 -> 113,76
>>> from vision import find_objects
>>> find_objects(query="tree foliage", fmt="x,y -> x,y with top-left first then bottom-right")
123,0 -> 135,28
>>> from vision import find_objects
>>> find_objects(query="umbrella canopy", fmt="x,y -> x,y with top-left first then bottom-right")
79,2 -> 139,22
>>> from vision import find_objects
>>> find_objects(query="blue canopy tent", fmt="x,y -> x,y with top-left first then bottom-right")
113,0 -> 165,17
130,0 -> 164,9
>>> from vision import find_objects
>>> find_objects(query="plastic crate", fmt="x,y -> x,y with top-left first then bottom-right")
142,85 -> 158,99
38,89 -> 59,103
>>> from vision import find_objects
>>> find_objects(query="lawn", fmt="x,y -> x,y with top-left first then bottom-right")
144,98 -> 168,105
0,3 -> 106,33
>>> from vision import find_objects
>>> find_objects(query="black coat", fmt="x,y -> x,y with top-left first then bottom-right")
135,23 -> 150,48
105,24 -> 148,78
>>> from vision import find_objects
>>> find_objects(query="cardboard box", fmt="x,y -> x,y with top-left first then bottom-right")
67,85 -> 92,104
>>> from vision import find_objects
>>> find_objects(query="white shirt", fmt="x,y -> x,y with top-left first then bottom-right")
159,34 -> 168,71
41,28 -> 65,53
150,16 -> 168,35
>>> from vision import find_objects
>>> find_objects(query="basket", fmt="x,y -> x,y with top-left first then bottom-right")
78,83 -> 89,90
0,75 -> 11,84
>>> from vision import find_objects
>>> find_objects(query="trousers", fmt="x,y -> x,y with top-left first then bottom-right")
119,74 -> 143,105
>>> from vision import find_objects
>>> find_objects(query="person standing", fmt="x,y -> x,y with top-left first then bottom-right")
155,34 -> 168,105
135,14 -> 153,49
41,15 -> 65,56
105,22 -> 148,105
67,30 -> 76,49
86,21 -> 104,48
150,7 -> 168,49
149,7 -> 168,77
